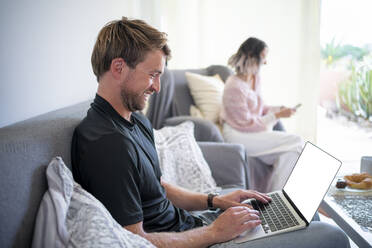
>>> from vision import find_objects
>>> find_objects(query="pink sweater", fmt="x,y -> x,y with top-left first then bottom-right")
220,75 -> 277,132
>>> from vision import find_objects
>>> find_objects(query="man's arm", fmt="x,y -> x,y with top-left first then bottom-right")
161,179 -> 208,211
125,206 -> 261,248
161,179 -> 271,211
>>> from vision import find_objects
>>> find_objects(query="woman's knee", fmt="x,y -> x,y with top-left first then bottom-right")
288,134 -> 303,153
289,134 -> 303,146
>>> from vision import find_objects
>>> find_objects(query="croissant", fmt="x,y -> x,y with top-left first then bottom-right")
344,172 -> 372,189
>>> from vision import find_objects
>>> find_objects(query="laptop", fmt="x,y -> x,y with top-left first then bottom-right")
235,141 -> 342,243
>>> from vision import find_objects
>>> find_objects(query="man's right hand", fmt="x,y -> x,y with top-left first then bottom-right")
207,206 -> 261,243
124,206 -> 261,247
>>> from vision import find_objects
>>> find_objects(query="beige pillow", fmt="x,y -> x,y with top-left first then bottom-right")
190,105 -> 204,118
186,72 -> 224,123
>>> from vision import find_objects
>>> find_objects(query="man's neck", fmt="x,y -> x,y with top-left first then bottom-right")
97,86 -> 132,122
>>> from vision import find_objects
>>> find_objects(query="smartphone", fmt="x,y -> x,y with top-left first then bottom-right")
294,103 -> 302,109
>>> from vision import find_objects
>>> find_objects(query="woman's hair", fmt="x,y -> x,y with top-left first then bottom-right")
91,17 -> 171,81
228,37 -> 267,74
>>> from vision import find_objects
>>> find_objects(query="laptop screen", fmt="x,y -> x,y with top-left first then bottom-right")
283,142 -> 341,222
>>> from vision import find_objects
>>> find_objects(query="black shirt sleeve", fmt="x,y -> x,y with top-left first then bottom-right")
76,133 -> 144,226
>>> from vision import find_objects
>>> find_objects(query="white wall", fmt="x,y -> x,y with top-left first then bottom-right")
1,0 -> 320,142
0,0 -> 141,127
154,0 -> 320,141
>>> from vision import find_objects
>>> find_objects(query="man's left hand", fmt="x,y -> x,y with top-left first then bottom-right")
213,190 -> 271,210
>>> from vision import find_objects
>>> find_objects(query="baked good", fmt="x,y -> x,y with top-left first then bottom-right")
344,172 -> 371,183
344,172 -> 372,190
346,178 -> 372,190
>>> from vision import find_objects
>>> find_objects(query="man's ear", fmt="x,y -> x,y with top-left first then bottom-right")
110,58 -> 127,80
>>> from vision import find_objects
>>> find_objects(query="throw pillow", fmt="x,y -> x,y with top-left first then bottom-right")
32,157 -> 155,248
153,121 -> 221,193
190,104 -> 204,119
186,72 -> 224,123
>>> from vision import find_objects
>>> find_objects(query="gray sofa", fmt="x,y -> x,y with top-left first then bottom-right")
0,100 -> 248,248
146,65 -> 286,192
146,65 -> 231,142
146,65 -> 285,141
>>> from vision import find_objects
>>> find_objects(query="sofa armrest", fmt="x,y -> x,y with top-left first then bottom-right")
198,142 -> 247,189
165,116 -> 224,142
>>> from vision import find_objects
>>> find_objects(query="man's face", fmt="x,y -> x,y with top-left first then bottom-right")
120,50 -> 165,112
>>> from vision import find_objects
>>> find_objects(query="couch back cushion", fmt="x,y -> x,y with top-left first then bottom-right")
0,100 -> 91,248
146,65 -> 232,129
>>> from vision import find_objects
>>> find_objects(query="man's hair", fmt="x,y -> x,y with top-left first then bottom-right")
91,17 -> 171,81
228,37 -> 267,74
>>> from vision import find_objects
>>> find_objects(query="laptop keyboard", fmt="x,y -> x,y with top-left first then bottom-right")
251,192 -> 300,233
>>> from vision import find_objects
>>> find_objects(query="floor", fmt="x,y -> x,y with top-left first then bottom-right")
317,106 -> 372,248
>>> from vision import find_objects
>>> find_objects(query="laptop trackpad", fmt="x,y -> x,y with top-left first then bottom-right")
234,224 -> 266,243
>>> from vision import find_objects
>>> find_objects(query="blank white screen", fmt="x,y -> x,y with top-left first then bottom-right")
283,142 -> 341,222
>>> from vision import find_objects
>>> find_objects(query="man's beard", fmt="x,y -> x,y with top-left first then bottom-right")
120,87 -> 145,113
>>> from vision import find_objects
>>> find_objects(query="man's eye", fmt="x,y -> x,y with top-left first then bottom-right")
150,74 -> 156,79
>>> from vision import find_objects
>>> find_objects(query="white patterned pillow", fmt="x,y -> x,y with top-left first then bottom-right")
154,121 -> 221,193
32,157 -> 155,248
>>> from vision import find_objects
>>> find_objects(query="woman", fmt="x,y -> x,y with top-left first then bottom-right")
220,37 -> 303,192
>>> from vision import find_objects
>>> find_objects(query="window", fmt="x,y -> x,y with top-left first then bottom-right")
318,0 -> 372,173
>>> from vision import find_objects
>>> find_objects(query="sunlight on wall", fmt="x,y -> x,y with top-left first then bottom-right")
1,0 -> 321,143
320,0 -> 372,46
149,0 -> 320,141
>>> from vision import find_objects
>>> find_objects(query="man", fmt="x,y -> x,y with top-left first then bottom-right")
71,17 -> 349,248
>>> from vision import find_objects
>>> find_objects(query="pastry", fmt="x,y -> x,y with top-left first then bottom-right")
344,172 -> 371,183
344,172 -> 372,190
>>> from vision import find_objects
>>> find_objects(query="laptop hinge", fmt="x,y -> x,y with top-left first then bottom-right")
282,189 -> 310,226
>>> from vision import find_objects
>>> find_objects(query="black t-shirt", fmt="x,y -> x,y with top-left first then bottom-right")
71,94 -> 201,232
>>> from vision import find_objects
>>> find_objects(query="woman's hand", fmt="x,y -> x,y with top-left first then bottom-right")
275,107 -> 296,119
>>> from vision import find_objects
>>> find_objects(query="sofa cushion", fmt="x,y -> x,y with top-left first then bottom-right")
171,66 -> 233,117
190,105 -> 204,119
164,116 -> 224,142
0,100 -> 91,248
186,72 -> 225,124
32,157 -> 155,248
146,65 -> 233,129
154,121 -> 220,193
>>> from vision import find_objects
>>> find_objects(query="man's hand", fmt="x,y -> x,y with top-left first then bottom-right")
214,189 -> 271,210
207,206 -> 261,243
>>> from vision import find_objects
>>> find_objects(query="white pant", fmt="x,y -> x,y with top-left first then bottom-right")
222,123 -> 303,192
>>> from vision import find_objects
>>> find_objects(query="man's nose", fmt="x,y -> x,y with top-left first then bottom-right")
153,76 -> 161,93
